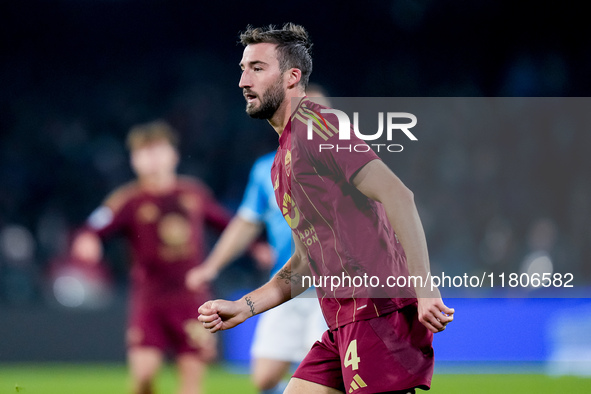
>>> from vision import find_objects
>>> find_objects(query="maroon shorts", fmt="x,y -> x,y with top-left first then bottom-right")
293,303 -> 434,393
127,293 -> 213,358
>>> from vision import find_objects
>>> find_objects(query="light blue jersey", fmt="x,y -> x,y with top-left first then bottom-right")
237,152 -> 293,277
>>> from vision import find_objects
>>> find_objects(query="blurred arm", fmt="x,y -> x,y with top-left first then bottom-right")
186,216 -> 263,291
70,230 -> 103,265
70,186 -> 131,266
204,192 -> 233,233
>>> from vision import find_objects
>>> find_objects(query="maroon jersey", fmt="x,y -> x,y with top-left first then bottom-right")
84,176 -> 230,298
272,98 -> 416,330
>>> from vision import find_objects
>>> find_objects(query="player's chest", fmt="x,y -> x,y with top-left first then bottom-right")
271,147 -> 326,234
271,147 -> 298,229
272,144 -> 336,204
272,146 -> 290,192
129,193 -> 203,231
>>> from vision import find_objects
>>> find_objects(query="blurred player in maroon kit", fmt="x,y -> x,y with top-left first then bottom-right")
71,120 -> 231,394
198,24 -> 454,394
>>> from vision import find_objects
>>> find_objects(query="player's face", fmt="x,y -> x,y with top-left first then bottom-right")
239,43 -> 286,119
130,140 -> 179,179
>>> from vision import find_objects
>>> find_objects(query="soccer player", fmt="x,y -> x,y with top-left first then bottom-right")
198,24 -> 454,394
186,84 -> 330,394
71,120 -> 231,394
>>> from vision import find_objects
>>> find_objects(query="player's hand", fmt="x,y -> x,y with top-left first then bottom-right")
186,265 -> 218,292
71,232 -> 102,265
417,297 -> 454,333
250,242 -> 275,270
198,299 -> 249,333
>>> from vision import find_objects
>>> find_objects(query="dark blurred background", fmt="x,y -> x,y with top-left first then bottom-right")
0,0 -> 590,364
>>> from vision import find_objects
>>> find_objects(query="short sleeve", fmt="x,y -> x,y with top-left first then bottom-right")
294,106 -> 381,183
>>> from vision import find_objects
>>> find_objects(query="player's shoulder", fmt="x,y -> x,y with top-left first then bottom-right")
104,181 -> 142,213
291,98 -> 339,142
291,97 -> 323,125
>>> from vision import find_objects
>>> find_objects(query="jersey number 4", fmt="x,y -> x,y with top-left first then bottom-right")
344,339 -> 361,370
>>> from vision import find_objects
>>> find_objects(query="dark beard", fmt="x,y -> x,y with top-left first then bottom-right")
246,78 -> 285,119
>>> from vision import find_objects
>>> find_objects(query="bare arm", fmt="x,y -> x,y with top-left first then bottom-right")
198,234 -> 311,333
352,159 -> 454,332
186,216 -> 263,291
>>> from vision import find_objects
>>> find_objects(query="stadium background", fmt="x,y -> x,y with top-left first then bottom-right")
1,1 -> 590,392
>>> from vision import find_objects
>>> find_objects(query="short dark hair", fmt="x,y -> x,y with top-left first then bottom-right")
240,23 -> 313,88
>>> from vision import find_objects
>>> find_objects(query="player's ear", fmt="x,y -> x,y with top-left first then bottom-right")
172,148 -> 180,167
129,150 -> 139,174
286,68 -> 302,89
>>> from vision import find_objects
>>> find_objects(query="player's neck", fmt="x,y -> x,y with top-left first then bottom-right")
138,173 -> 177,194
268,88 -> 305,137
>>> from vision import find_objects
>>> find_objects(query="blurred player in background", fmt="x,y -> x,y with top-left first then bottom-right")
71,120 -> 231,394
186,85 -> 330,394
198,24 -> 454,393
